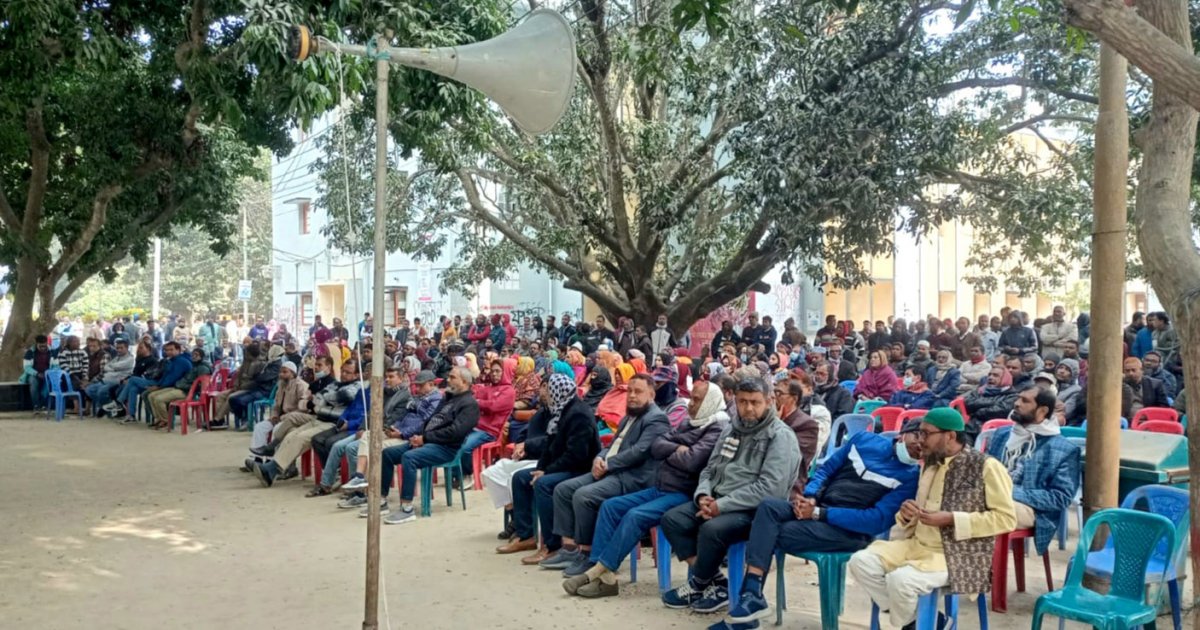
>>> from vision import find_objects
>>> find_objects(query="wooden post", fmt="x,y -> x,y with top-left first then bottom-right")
363,32 -> 390,630
1082,42 -> 1127,526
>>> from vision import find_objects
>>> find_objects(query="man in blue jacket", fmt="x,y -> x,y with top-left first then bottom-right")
984,387 -> 1080,556
111,341 -> 190,419
713,421 -> 923,629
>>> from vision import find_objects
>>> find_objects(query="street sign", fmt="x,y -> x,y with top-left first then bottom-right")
237,280 -> 252,301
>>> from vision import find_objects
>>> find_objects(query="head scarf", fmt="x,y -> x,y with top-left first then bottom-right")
628,349 -> 645,361
691,382 -> 730,429
614,362 -> 635,386
706,362 -> 726,380
545,373 -> 577,435
464,352 -> 481,378
552,360 -> 575,379
583,366 -> 613,409
546,349 -> 559,362
268,345 -> 285,362
566,348 -> 586,367
314,327 -> 332,344
515,356 -> 535,377
629,358 -> 648,374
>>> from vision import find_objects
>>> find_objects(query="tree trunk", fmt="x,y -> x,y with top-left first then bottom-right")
1119,1 -> 1200,622
0,260 -> 55,381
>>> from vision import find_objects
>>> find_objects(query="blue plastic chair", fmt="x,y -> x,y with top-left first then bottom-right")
839,380 -> 858,393
1033,507 -> 1177,630
1076,486 -> 1188,630
815,414 -> 873,467
1056,469 -> 1084,550
853,399 -> 885,415
870,590 -> 988,630
45,368 -> 82,421
247,382 -> 278,431
417,449 -> 467,517
652,529 -> 746,607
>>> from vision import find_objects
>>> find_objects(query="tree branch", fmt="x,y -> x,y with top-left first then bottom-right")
937,76 -> 1099,105
0,186 -> 19,231
1030,126 -> 1071,163
22,102 -> 51,244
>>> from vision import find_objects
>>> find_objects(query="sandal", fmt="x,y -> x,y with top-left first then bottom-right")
305,485 -> 332,498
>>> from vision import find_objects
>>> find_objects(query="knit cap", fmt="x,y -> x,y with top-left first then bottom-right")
924,407 -> 964,432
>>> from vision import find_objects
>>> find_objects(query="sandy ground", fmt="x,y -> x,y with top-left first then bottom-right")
0,414 -> 1180,630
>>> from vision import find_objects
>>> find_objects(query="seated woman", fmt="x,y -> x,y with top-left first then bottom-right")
485,390 -> 547,541
596,363 -> 634,431
581,366 -> 612,412
853,349 -> 898,401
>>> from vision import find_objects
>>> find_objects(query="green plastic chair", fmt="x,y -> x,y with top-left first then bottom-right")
247,382 -> 278,430
1032,507 -> 1176,630
853,399 -> 885,416
774,550 -> 854,629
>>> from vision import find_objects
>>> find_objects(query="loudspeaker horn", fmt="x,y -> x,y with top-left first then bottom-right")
295,9 -> 577,135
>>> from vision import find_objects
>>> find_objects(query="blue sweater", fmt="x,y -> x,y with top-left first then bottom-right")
1132,327 -> 1153,359
397,390 -> 443,439
888,388 -> 936,410
804,432 -> 919,536
341,388 -> 370,433
155,355 -> 193,387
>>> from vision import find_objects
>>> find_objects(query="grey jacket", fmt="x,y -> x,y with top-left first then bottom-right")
600,403 -> 672,493
101,352 -> 135,384
695,411 -> 801,514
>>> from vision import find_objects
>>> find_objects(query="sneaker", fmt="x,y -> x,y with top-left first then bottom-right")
342,474 -> 369,490
539,548 -> 581,570
691,581 -> 731,613
662,577 -> 706,609
338,493 -> 367,509
383,506 -> 417,525
577,578 -> 619,599
706,620 -> 760,630
102,402 -> 120,413
726,591 -> 771,624
120,415 -> 137,424
358,501 -> 390,518
253,461 -> 279,488
562,556 -> 595,578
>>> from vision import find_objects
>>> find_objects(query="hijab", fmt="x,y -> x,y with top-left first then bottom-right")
583,366 -> 613,409
552,360 -> 575,379
654,380 -> 679,408
545,373 -> 577,435
629,358 -> 648,374
614,362 -> 635,386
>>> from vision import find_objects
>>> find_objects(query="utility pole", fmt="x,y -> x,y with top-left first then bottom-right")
242,200 -> 250,323
1083,43 -> 1128,528
152,237 -> 161,320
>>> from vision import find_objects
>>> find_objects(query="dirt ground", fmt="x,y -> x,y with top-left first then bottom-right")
0,414 -> 1179,630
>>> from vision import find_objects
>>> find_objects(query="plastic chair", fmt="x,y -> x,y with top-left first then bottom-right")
991,527 -> 1053,612
168,375 -> 211,435
45,368 -> 83,422
949,396 -> 968,420
853,399 -> 885,415
199,366 -> 231,424
979,418 -> 1014,433
975,429 -> 997,453
839,379 -> 857,393
870,406 -> 905,432
1079,486 -> 1189,630
247,382 -> 278,431
870,589 -> 989,630
1059,426 -> 1085,439
816,414 -> 873,466
895,408 -> 927,429
1056,468 -> 1084,551
417,449 -> 468,517
472,439 -> 515,490
1130,406 -> 1179,430
1135,419 -> 1184,435
1033,508 -> 1176,630
1080,417 -> 1129,430
775,550 -> 855,629
653,530 -> 746,608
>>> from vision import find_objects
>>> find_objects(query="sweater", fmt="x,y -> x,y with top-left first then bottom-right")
696,412 -> 801,514
100,353 -> 136,385
395,390 -> 442,439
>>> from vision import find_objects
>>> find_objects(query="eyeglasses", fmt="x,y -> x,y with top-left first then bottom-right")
918,429 -> 947,440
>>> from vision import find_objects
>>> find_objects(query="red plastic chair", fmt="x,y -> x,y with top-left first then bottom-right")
1131,407 -> 1179,430
1136,419 -> 1184,435
980,418 -> 1014,433
991,527 -> 1053,613
950,397 -> 968,421
871,406 -> 906,433
169,375 -> 211,435
200,367 -> 231,424
895,408 -> 928,431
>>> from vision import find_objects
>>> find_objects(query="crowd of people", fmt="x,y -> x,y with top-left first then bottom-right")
24,303 -> 1181,629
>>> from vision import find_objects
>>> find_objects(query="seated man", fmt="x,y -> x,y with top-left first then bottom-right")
714,421 -> 922,629
312,367 -> 409,498
888,367 -> 935,410
542,374 -> 671,575
211,343 -> 265,424
984,387 -> 1081,556
339,370 -> 441,503
147,348 -> 211,429
111,341 -> 190,421
659,377 -> 801,613
242,360 -> 308,471
86,339 -> 134,415
848,408 -> 1016,630
372,366 -> 480,524
562,380 -> 727,598
230,345 -> 284,428
252,359 -> 362,487
303,371 -> 369,496
1123,356 -> 1169,415
962,365 -> 1018,442
500,373 -> 600,563
22,335 -> 58,411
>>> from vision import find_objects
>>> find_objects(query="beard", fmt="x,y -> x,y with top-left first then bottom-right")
626,402 -> 650,416
1011,409 -> 1037,426
923,451 -> 945,467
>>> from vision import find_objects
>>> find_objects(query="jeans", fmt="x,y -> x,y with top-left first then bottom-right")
28,373 -> 47,408
396,443 -> 460,502
744,497 -> 874,574
321,433 -> 360,488
458,429 -> 496,476
591,487 -> 689,571
85,381 -> 117,409
510,468 -> 573,548
660,501 -> 754,582
552,473 -> 627,546
119,376 -> 156,417
229,390 -> 264,426
311,428 -> 348,468
379,443 -> 414,497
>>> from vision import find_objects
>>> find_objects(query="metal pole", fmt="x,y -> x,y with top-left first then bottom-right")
152,237 -> 161,320
1083,43 -> 1128,528
242,199 -> 249,322
363,32 -> 390,630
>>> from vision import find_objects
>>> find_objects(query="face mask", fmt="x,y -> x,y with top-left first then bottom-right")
790,352 -> 800,361
315,370 -> 328,379
895,440 -> 919,466
903,376 -> 914,387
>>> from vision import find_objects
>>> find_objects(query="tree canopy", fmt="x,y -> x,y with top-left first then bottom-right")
317,0 -> 1100,328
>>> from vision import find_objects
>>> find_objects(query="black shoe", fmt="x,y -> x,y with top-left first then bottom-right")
279,463 -> 299,480
498,524 -> 516,540
249,443 -> 276,457
240,458 -> 254,473
254,461 -> 279,487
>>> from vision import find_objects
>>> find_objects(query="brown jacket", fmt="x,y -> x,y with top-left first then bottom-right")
272,378 -> 309,419
782,406 -> 819,497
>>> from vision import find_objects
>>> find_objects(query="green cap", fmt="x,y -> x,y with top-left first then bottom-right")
923,407 -> 965,432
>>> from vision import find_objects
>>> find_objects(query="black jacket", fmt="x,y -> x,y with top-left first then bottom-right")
815,381 -> 854,419
963,387 -> 1019,426
520,407 -> 551,461
599,403 -> 672,493
422,389 -> 480,447
649,420 -> 724,495
1134,376 -> 1169,410
253,360 -> 282,395
537,398 -> 601,475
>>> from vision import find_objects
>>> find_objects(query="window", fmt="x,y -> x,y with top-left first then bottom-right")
299,293 -> 314,326
298,200 -> 311,235
495,272 -> 520,291
383,288 -> 407,327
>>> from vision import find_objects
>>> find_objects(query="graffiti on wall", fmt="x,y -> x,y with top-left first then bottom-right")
413,300 -> 443,325
686,296 -> 757,358
273,305 -> 297,334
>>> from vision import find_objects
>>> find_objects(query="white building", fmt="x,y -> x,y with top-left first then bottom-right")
270,113 -> 582,341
